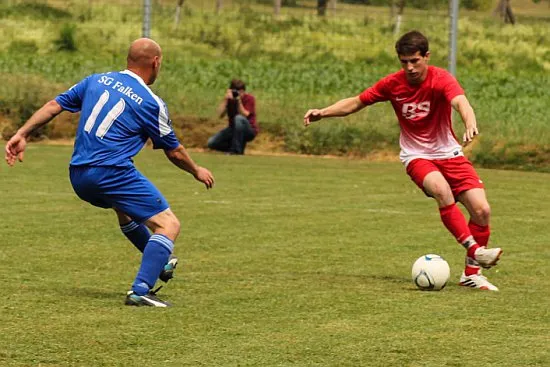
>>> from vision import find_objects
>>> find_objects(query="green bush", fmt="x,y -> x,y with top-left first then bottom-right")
8,40 -> 38,54
53,23 -> 78,52
0,73 -> 58,140
341,0 -> 448,8
256,0 -> 300,6
1,1 -> 549,170
461,0 -> 493,11
0,1 -> 71,20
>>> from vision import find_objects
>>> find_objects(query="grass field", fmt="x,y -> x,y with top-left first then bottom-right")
1,145 -> 549,366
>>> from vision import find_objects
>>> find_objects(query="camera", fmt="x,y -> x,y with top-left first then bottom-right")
231,89 -> 239,98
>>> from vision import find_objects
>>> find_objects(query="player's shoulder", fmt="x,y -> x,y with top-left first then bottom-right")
428,66 -> 460,89
81,71 -> 119,87
378,69 -> 406,87
119,70 -> 167,108
429,65 -> 455,80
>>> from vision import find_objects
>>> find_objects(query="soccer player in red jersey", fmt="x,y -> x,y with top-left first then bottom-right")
303,30 -> 503,291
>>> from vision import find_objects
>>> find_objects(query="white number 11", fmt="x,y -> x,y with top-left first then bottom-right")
84,90 -> 126,138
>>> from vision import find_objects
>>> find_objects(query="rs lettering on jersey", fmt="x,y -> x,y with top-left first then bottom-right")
402,101 -> 430,120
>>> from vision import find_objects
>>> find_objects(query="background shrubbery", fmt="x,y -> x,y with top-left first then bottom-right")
340,0 -> 492,10
0,0 -> 548,171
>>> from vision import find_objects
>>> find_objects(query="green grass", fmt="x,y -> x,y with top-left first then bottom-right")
1,145 -> 549,366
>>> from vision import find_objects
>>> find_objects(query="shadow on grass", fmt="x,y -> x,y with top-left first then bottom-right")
65,286 -> 122,300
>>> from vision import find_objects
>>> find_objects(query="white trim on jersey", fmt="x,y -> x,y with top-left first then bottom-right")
120,70 -> 172,137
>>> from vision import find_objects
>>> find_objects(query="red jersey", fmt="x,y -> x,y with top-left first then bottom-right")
227,93 -> 258,134
359,66 -> 464,166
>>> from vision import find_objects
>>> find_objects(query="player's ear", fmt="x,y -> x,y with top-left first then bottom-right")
153,56 -> 161,69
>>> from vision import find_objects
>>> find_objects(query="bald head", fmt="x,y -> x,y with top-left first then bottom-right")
126,38 -> 162,85
127,38 -> 162,67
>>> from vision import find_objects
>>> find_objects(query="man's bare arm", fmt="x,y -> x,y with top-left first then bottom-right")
451,95 -> 478,146
17,100 -> 64,138
164,144 -> 214,189
304,96 -> 366,126
5,100 -> 64,166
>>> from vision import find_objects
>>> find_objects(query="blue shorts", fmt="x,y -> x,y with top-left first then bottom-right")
69,165 -> 170,223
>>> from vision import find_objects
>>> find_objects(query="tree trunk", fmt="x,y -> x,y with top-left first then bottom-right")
318,0 -> 328,16
274,0 -> 281,16
216,0 -> 222,14
393,0 -> 405,36
329,0 -> 337,11
505,1 -> 516,24
174,0 -> 184,29
494,0 -> 515,24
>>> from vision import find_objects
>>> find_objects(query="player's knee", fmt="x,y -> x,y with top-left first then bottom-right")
166,215 -> 181,237
149,210 -> 181,240
207,136 -> 215,149
472,203 -> 491,223
429,185 -> 454,205
234,115 -> 247,130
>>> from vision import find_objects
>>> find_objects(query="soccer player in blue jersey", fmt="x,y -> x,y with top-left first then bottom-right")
5,38 -> 214,307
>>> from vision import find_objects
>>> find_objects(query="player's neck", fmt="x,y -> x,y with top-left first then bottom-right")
406,66 -> 430,86
127,67 -> 152,85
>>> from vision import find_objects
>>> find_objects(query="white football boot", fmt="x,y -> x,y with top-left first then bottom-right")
473,247 -> 503,269
459,272 -> 499,291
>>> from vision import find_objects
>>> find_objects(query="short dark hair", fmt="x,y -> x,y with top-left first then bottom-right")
395,31 -> 429,56
229,79 -> 246,91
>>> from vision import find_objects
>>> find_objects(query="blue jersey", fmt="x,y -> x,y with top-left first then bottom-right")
55,70 -> 180,167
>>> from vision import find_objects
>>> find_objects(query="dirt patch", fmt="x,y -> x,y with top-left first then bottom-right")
2,113 -> 546,169
47,113 -> 80,139
173,115 -> 287,153
1,112 -> 79,141
0,115 -> 13,140
2,112 -> 289,155
172,115 -> 219,149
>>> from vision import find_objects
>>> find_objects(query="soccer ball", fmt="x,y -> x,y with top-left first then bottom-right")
411,254 -> 450,291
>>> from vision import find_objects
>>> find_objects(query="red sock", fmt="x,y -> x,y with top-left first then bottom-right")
439,204 -> 481,276
465,221 -> 489,276
468,220 -> 490,247
439,204 -> 473,244
464,256 -> 481,276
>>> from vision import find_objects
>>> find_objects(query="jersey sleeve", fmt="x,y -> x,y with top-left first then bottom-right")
243,95 -> 255,115
55,76 -> 92,112
141,97 -> 181,151
358,77 -> 390,105
437,70 -> 465,102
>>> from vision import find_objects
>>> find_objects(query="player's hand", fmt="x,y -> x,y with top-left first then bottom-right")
462,125 -> 479,146
5,133 -> 27,167
303,109 -> 323,126
194,166 -> 215,189
225,89 -> 234,100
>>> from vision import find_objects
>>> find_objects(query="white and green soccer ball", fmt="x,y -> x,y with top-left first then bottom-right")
411,254 -> 450,291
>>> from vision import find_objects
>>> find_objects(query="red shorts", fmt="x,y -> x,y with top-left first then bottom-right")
406,156 -> 484,198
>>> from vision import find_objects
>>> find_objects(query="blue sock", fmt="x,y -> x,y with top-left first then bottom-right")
132,234 -> 174,296
120,221 -> 150,253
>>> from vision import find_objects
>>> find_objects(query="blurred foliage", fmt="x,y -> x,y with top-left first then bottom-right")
461,0 -> 493,10
0,73 -> 58,140
54,23 -> 78,51
256,0 -> 300,6
340,0 -> 492,10
0,1 -> 72,20
0,0 -> 548,169
8,40 -> 38,54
